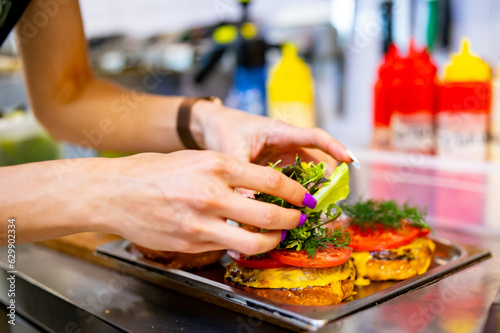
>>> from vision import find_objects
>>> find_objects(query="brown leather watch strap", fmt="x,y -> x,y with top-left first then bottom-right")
177,96 -> 220,150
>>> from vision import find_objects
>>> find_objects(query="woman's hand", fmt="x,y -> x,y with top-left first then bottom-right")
88,151 -> 315,254
193,101 -> 355,174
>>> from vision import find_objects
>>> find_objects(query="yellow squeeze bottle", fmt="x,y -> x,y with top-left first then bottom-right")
436,39 -> 492,161
443,40 -> 490,82
267,44 -> 316,127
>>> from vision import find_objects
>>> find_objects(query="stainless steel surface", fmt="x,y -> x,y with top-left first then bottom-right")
95,236 -> 491,331
1,227 -> 498,333
323,227 -> 500,333
0,244 -> 288,333
482,285 -> 500,333
494,285 -> 500,304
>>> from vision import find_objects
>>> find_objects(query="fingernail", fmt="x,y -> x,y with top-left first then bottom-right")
298,213 -> 307,227
302,193 -> 317,209
346,148 -> 360,170
281,230 -> 288,242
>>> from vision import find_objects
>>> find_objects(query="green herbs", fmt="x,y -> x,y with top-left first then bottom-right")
302,225 -> 351,259
255,156 -> 351,258
256,157 -> 329,210
340,199 -> 431,230
280,159 -> 330,195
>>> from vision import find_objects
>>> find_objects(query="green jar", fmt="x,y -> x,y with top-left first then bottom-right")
0,112 -> 61,166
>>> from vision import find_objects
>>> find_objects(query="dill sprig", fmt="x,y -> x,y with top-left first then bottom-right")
254,156 -> 350,258
340,199 -> 430,230
302,227 -> 351,258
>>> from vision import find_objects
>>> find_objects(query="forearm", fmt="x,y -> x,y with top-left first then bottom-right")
15,0 -> 217,153
31,77 -> 191,153
0,160 -> 103,245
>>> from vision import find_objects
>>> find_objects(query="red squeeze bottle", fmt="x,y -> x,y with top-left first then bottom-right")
372,44 -> 400,150
388,41 -> 437,154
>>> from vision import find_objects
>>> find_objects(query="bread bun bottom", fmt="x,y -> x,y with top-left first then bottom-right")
134,244 -> 225,270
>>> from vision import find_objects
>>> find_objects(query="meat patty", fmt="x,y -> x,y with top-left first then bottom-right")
350,237 -> 435,284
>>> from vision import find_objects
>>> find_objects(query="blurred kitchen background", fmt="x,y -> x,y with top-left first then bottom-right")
1,0 -> 500,232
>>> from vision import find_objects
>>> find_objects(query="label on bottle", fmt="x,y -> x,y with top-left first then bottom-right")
490,81 -> 500,161
436,111 -> 488,161
268,102 -> 316,128
490,123 -> 500,161
372,126 -> 391,150
390,111 -> 435,154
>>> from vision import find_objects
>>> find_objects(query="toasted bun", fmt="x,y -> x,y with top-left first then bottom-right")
225,259 -> 356,306
134,244 -> 225,270
351,237 -> 435,282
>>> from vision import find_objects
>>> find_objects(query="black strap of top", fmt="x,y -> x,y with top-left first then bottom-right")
0,0 -> 31,47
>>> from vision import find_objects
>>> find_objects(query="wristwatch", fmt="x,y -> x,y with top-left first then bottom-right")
176,96 -> 221,150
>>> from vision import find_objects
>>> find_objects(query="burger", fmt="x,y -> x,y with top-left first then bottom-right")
224,157 -> 356,306
335,199 -> 435,286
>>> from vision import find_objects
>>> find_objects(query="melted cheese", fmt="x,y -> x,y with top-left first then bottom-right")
225,259 -> 355,291
350,251 -> 372,286
388,237 -> 435,259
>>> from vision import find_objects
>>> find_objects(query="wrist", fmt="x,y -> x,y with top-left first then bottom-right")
56,158 -> 107,234
71,157 -> 123,235
49,157 -> 119,236
190,98 -> 223,150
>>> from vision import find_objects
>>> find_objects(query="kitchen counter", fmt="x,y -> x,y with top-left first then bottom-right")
1,151 -> 499,332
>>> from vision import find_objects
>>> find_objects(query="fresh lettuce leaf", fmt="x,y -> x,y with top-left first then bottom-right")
305,162 -> 350,215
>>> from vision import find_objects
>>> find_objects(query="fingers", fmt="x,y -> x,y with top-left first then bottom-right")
184,242 -> 227,253
137,222 -> 282,256
274,126 -> 352,163
234,187 -> 257,197
226,161 -> 314,208
206,222 -> 282,255
142,239 -> 227,253
290,147 -> 339,176
217,192 -> 303,230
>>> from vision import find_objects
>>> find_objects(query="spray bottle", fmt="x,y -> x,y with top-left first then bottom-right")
225,23 -> 267,116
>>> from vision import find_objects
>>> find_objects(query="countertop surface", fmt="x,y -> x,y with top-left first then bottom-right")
0,228 -> 498,332
1,152 -> 500,332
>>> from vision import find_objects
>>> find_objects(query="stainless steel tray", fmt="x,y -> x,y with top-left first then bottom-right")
96,237 -> 491,331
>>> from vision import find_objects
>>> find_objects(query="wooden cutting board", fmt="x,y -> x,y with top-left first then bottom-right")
38,232 -> 122,268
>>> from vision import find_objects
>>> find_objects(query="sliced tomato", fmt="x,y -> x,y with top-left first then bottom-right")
418,227 -> 431,237
346,224 -> 419,251
227,250 -> 289,269
268,245 -> 352,268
